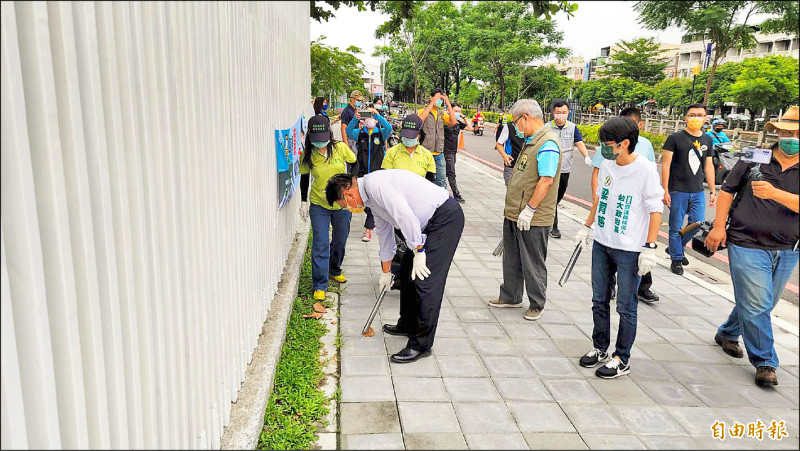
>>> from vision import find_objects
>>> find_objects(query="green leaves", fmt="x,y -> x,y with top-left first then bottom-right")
729,55 -> 799,116
605,38 -> 669,85
310,38 -> 365,97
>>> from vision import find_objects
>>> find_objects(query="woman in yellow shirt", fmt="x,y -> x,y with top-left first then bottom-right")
299,115 -> 357,300
381,114 -> 437,182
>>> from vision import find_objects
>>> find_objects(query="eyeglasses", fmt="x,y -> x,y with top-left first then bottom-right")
686,114 -> 706,118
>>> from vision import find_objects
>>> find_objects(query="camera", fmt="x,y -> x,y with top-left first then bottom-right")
680,221 -> 725,258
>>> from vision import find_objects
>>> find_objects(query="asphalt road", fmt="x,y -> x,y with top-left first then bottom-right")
458,124 -> 799,304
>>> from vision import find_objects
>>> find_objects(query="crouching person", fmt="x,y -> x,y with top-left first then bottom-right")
574,117 -> 664,378
325,170 -> 464,363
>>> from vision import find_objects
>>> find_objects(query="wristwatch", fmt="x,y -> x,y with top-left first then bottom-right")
644,242 -> 657,249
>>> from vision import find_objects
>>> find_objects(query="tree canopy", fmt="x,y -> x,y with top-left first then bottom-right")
606,37 -> 669,85
730,55 -> 799,118
310,37 -> 365,98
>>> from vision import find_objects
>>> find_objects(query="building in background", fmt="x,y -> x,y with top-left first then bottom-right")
362,63 -> 383,98
676,27 -> 799,78
553,56 -> 587,81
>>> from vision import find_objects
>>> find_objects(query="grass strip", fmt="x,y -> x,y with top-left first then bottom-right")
258,235 -> 332,450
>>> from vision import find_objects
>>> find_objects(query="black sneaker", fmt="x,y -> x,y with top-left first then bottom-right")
579,349 -> 610,368
637,289 -> 659,303
595,358 -> 631,379
549,228 -> 562,239
454,196 -> 466,204
670,259 -> 684,275
682,256 -> 689,266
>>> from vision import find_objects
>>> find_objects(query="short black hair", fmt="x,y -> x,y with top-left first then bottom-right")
598,117 -> 638,152
430,87 -> 443,96
619,107 -> 641,123
551,100 -> 569,110
373,97 -> 383,104
685,103 -> 707,115
325,173 -> 354,207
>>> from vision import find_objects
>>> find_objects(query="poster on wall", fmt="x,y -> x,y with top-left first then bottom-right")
275,115 -> 306,209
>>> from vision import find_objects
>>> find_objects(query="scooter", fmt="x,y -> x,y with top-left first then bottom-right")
473,117 -> 484,136
711,142 -> 736,184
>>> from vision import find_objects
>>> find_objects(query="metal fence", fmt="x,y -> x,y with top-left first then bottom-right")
1,1 -> 310,449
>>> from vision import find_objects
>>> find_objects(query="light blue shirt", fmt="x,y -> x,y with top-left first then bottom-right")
706,130 -> 731,146
537,140 -> 561,178
358,169 -> 449,262
592,135 -> 655,168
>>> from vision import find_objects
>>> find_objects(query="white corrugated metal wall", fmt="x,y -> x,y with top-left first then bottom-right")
0,1 -> 310,448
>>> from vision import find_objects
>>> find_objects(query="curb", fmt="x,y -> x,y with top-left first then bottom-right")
220,220 -> 311,449
315,290 -> 340,450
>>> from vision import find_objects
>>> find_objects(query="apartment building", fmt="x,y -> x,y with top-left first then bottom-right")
588,43 -> 680,80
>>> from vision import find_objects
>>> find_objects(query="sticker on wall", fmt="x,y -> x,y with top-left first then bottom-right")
275,115 -> 307,209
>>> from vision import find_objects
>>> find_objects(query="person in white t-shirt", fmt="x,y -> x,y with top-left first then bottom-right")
573,117 -> 664,379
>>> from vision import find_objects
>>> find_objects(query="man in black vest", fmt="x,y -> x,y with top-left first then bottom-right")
443,103 -> 473,203
495,115 -> 526,186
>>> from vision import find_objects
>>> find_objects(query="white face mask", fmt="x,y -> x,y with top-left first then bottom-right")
554,113 -> 568,123
365,118 -> 377,129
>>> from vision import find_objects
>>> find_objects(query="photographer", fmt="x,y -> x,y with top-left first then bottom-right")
705,106 -> 799,387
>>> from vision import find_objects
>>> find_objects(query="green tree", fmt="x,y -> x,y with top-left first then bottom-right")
730,55 -> 800,118
517,65 -> 574,107
634,1 -> 793,105
310,37 -> 365,98
653,78 -> 692,114
463,1 -> 569,109
606,37 -> 669,84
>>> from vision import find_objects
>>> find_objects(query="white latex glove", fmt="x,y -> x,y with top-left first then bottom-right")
517,206 -> 535,231
300,201 -> 309,221
584,155 -> 593,165
574,224 -> 591,247
638,247 -> 657,276
411,251 -> 431,281
379,272 -> 393,293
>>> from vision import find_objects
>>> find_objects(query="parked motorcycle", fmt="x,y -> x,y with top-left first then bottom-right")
386,117 -> 402,148
711,142 -> 736,184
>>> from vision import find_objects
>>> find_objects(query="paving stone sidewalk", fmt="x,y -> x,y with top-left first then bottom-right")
335,157 -> 800,450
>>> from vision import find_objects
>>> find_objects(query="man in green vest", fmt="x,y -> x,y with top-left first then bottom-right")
488,99 -> 562,321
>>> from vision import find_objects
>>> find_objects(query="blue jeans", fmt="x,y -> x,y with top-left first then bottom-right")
668,190 -> 705,261
718,244 -> 799,369
433,153 -> 447,188
591,241 -> 641,364
309,204 -> 352,291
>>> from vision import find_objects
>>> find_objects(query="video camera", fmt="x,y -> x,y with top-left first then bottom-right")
680,221 -> 723,258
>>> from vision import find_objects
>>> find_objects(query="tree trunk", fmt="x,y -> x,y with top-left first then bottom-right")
413,64 -> 419,108
499,71 -> 506,110
454,65 -> 461,97
702,48 -> 722,106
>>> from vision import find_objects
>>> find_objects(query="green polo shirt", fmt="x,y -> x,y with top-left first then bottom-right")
299,142 -> 356,209
381,143 -> 436,177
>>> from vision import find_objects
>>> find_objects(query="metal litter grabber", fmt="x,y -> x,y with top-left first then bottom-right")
558,242 -> 583,287
362,274 -> 395,336
493,239 -> 504,256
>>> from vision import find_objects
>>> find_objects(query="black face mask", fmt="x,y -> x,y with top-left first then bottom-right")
714,128 -> 724,133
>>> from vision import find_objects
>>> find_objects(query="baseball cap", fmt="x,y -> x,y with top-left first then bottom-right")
308,115 -> 332,142
350,90 -> 365,101
399,114 -> 423,139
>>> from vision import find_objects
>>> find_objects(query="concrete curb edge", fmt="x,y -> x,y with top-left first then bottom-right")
221,219 -> 311,449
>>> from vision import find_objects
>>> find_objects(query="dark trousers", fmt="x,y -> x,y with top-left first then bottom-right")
498,220 -> 550,310
444,152 -> 462,199
364,207 -> 375,230
552,172 -> 570,231
591,241 -> 640,364
611,271 -> 653,295
396,198 -> 464,351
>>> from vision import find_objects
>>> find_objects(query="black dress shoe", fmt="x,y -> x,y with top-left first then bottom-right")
549,228 -> 562,239
382,324 -> 409,336
670,259 -> 684,275
390,347 -> 431,363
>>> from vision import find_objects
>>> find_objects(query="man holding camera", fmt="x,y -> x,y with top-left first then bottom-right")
418,88 -> 457,188
705,106 -> 799,387
340,90 -> 365,150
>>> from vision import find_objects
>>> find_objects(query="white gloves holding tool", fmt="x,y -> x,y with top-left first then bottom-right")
573,224 -> 591,247
584,155 -> 593,165
411,250 -> 431,280
300,201 -> 309,221
638,247 -> 657,276
517,205 -> 535,231
379,272 -> 394,293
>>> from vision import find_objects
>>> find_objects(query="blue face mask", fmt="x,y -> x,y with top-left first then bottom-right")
514,116 -> 527,139
354,100 -> 363,108
435,99 -> 443,108
402,137 -> 419,147
322,104 -> 328,111
312,140 -> 330,148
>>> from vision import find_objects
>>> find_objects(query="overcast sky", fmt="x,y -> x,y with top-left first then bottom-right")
309,1 -> 688,70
